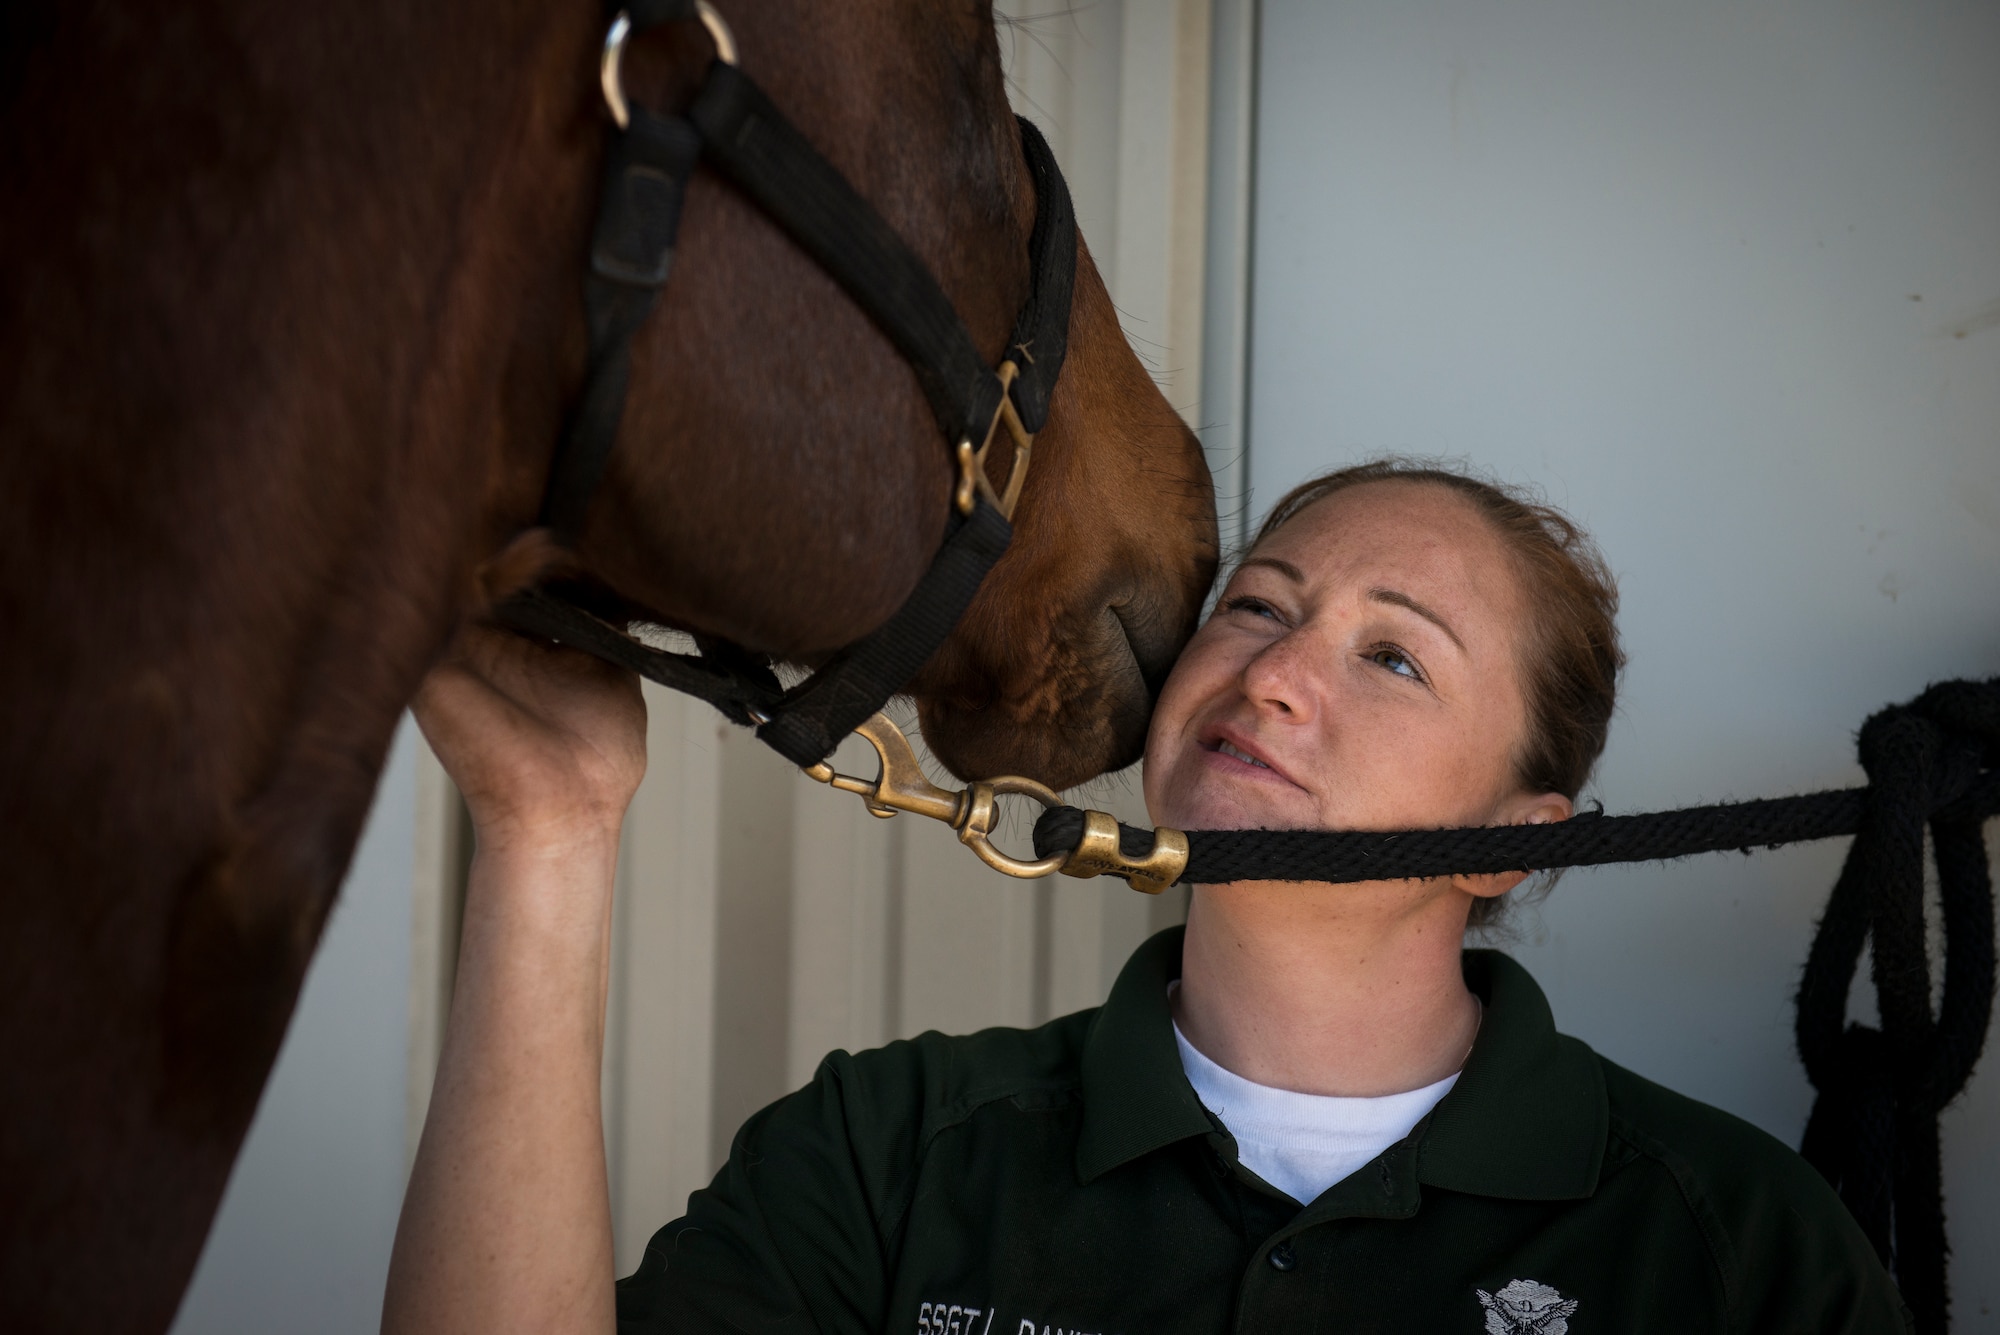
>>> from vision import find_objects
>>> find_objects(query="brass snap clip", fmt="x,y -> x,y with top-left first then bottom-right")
1056,811 -> 1190,896
803,713 -> 1067,877
801,713 -> 1191,893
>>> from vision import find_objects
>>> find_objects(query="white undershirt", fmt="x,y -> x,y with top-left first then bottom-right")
1172,1013 -> 1459,1206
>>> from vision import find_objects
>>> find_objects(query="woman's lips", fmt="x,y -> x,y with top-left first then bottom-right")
1196,726 -> 1304,791
1216,739 -> 1267,768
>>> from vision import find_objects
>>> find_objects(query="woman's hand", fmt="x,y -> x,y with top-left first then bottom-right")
385,620 -> 643,1335
413,620 -> 647,849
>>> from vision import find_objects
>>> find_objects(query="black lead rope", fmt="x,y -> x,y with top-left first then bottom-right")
500,4 -> 1077,769
1034,677 -> 1999,1331
1795,680 -> 1997,1334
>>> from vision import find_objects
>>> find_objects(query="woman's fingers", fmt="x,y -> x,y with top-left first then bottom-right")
414,620 -> 648,837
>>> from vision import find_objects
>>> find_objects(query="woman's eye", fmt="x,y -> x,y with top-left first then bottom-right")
1220,595 -> 1280,621
1366,644 -> 1425,682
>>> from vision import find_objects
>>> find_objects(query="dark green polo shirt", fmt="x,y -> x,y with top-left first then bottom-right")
618,927 -> 1908,1334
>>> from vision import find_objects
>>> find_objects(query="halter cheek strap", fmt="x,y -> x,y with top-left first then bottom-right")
498,3 -> 1077,769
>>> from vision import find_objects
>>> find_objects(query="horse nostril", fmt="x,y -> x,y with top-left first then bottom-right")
1110,596 -> 1178,698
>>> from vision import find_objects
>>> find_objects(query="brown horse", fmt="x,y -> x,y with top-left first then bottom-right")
0,1 -> 1217,1329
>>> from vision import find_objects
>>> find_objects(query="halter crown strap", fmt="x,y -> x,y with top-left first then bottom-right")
688,64 -> 1003,448
500,6 -> 1079,768
539,106 -> 701,541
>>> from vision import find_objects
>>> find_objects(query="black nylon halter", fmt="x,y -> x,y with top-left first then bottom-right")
497,2 -> 1077,768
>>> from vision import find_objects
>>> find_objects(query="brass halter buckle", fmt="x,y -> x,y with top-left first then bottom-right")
802,712 -> 1190,894
955,360 -> 1034,519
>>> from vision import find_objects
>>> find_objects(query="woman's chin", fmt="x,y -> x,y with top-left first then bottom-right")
1158,775 -> 1312,833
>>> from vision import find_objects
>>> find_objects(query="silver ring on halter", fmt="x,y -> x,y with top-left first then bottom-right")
601,1 -> 740,131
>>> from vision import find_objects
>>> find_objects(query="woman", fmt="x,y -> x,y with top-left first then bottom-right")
384,461 -> 1906,1334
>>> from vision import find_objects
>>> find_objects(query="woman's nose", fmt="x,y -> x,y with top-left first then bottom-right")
1238,629 -> 1322,722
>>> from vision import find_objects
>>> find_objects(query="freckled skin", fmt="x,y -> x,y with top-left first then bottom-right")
1144,479 -> 1561,838
1146,480 -> 1577,1098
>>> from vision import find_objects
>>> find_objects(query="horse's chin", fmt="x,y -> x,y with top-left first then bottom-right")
916,603 -> 1163,792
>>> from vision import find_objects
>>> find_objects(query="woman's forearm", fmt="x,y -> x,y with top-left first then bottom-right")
382,825 -> 623,1335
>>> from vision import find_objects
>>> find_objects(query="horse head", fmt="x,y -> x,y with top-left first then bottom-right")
559,2 -> 1219,790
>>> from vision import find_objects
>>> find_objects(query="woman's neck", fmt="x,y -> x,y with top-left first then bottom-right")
1173,878 -> 1483,1098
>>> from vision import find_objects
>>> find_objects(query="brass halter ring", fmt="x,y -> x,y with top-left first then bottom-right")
955,359 -> 1034,519
802,712 -> 1190,893
601,2 -> 739,131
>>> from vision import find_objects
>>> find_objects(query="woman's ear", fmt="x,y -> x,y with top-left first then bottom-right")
1451,792 -> 1573,899
1512,792 -> 1574,826
1455,870 -> 1523,900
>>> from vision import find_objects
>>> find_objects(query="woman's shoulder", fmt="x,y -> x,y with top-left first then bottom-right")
1596,1056 -> 1821,1188
787,1007 -> 1099,1148
1592,1056 -> 1910,1331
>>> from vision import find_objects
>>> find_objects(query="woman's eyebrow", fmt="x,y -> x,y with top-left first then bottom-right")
1369,587 -> 1467,653
1239,556 -> 1304,583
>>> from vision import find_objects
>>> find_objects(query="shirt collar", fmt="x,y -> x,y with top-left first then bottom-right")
1417,948 -> 1607,1200
1076,927 -> 1215,1183
1076,928 -> 1606,1201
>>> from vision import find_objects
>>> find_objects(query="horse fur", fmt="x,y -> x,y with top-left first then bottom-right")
0,2 -> 1216,1330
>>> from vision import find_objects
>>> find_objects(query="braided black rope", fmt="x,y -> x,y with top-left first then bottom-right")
1031,678 -> 1998,1330
1794,680 -> 1997,1333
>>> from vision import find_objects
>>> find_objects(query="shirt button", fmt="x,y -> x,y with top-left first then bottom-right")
1268,1242 -> 1298,1272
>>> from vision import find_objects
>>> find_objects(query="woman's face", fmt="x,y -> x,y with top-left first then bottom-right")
1143,481 -> 1568,836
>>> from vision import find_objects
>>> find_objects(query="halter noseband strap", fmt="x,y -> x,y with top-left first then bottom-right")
499,2 -> 1077,768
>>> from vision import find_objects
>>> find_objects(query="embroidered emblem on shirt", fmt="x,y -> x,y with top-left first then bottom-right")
1476,1279 -> 1580,1335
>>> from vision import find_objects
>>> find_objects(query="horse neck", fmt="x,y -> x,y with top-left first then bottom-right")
0,8 -> 614,1326
0,0 -> 605,899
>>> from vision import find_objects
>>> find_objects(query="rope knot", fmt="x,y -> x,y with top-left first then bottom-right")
1797,677 -> 1998,1330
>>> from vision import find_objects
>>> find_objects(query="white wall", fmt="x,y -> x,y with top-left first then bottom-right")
1246,0 -> 2000,1316
171,721 -> 418,1334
